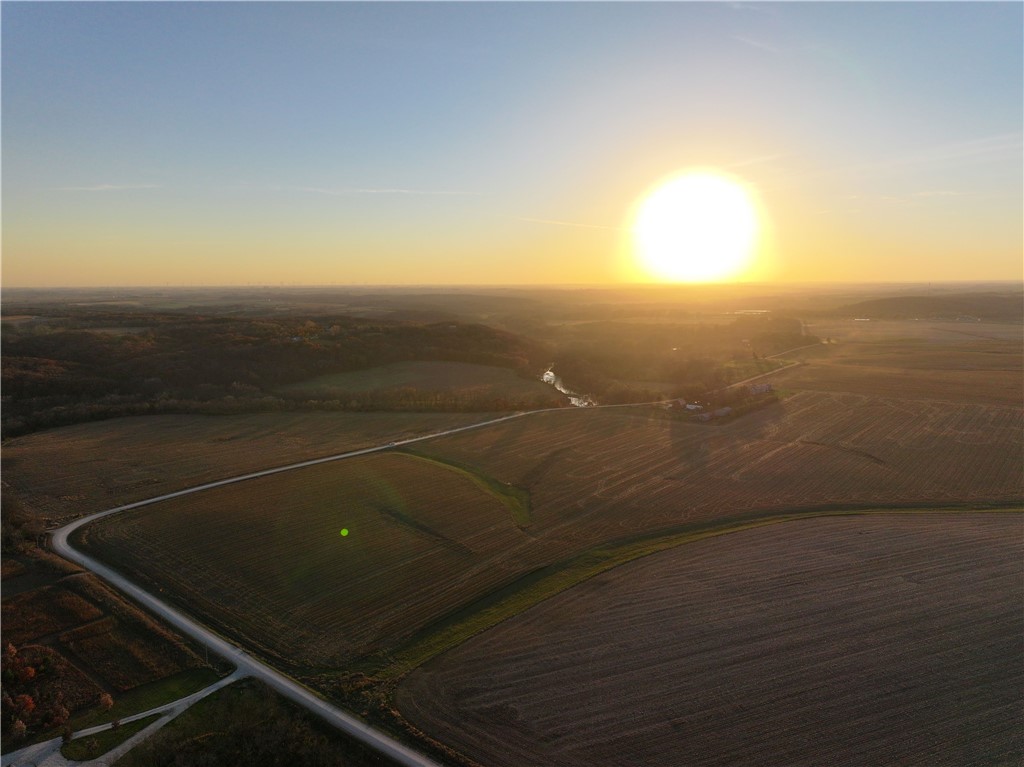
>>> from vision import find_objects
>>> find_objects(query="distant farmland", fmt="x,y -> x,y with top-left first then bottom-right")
1,410 -> 500,523
410,393 -> 1023,529
398,513 -> 1024,767
781,319 -> 1023,406
76,393 -> 1022,673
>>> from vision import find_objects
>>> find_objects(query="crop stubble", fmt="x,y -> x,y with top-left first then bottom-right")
770,334 -> 1022,406
1,411 -> 496,523
78,392 -> 1021,670
412,393 -> 1022,533
397,513 -> 1023,767
78,453 -> 535,666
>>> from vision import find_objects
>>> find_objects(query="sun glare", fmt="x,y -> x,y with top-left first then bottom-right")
632,171 -> 760,283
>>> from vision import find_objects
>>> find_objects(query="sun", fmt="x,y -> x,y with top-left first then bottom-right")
632,170 -> 760,283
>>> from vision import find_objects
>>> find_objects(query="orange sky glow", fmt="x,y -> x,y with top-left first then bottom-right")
3,3 -> 1021,287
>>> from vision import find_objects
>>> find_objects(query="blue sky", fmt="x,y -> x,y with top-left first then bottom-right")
3,2 -> 1021,286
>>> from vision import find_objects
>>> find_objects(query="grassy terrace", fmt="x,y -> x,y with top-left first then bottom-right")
370,504 -> 1024,682
70,667 -> 223,731
61,714 -> 162,761
399,450 -> 533,528
397,511 -> 1023,767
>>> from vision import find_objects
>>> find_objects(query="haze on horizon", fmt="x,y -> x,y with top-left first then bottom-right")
2,2 -> 1021,288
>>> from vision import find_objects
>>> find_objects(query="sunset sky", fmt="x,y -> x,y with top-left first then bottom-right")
3,2 -> 1021,287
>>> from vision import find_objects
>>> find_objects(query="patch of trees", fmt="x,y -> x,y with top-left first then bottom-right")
2,313 -> 550,437
1,643 -> 84,744
549,315 -> 814,404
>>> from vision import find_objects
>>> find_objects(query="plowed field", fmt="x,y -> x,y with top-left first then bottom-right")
78,393 -> 1022,671
771,323 -> 1022,406
411,393 -> 1023,532
77,452 -> 536,666
1,411 -> 496,523
398,513 -> 1024,767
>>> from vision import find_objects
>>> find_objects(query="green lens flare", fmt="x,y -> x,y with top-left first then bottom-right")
340,528 -> 349,537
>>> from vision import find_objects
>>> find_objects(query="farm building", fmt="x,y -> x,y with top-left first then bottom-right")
748,383 -> 773,395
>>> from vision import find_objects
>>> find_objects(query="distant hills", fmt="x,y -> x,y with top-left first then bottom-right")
836,293 -> 1023,322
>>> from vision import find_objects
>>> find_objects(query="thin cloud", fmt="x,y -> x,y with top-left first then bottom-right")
517,217 -> 624,232
728,3 -> 779,17
731,35 -> 782,55
268,185 -> 474,197
849,133 -> 1022,177
724,153 -> 785,170
53,184 -> 160,192
765,133 -> 1021,190
911,190 -> 965,198
908,133 -> 1021,166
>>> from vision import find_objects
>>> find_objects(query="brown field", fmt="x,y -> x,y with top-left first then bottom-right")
16,644 -> 105,714
1,558 -> 27,578
772,341 -> 1021,405
2,584 -> 104,645
0,548 -> 83,598
61,623 -> 196,693
7,313 -> 1021,761
778,320 -> 1023,406
411,393 -> 1022,530
398,513 -> 1024,767
78,453 -> 533,666
805,319 -> 1023,344
77,390 -> 1022,671
1,550 -> 207,731
1,410 -> 499,523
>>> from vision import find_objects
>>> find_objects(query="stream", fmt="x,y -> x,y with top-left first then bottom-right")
542,368 -> 595,407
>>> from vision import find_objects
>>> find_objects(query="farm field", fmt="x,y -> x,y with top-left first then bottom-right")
76,389 -> 1022,674
805,318 -> 1023,344
12,307 -> 1022,764
772,359 -> 1022,405
282,360 -> 555,400
1,410 -> 499,524
114,677 -> 396,767
75,452 -> 537,667
776,319 -> 1023,405
397,513 -> 1024,767
410,392 -> 1022,529
0,548 -> 214,749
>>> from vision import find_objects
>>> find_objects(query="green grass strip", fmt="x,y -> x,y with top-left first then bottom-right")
70,667 -> 222,731
378,505 -> 1022,681
61,713 -> 162,761
396,450 -> 532,528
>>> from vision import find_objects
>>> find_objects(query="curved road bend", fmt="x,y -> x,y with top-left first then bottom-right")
46,417 -> 554,767
46,379 -> 802,764
50,522 -> 444,767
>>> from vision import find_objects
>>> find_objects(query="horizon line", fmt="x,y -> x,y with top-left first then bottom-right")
3,279 -> 1022,292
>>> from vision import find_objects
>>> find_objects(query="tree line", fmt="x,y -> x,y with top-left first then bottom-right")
2,313 -> 551,437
